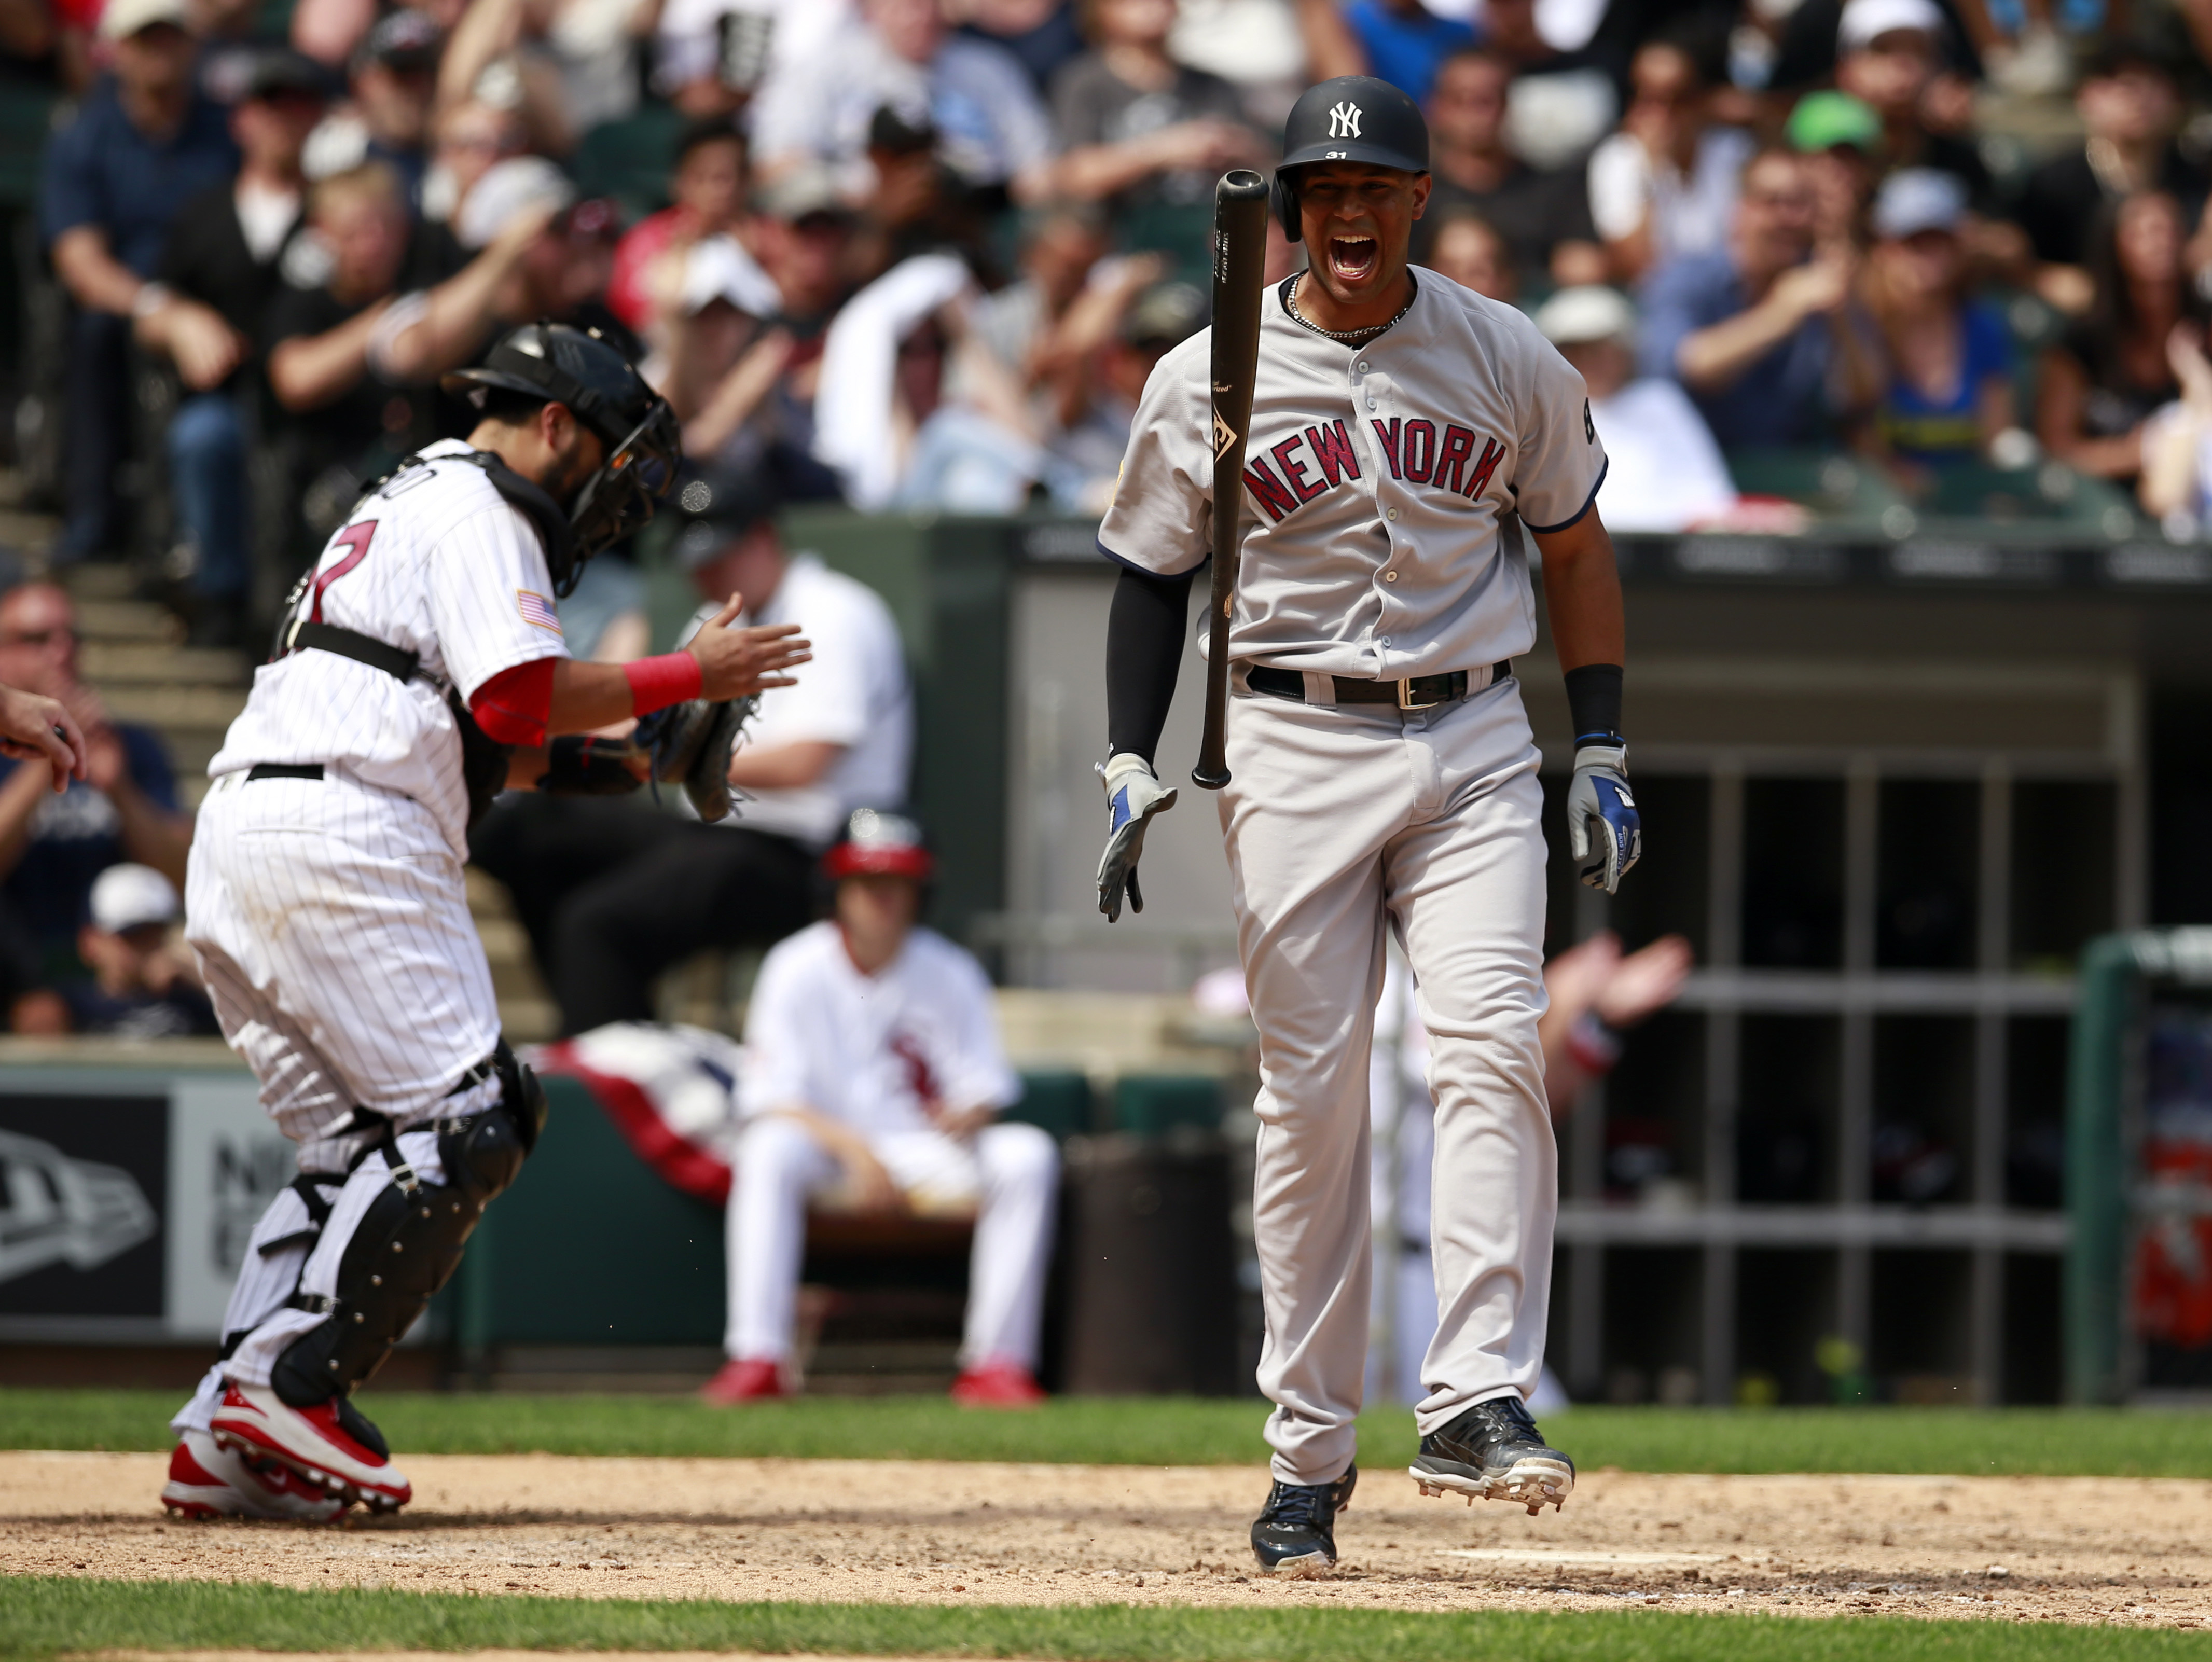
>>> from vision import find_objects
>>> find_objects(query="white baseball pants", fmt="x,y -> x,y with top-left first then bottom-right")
726,1115 -> 1060,1370
185,771 -> 504,1167
175,770 -> 502,1436
1220,677 -> 1555,1487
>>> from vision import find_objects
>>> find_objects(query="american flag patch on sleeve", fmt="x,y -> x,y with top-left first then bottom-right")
517,590 -> 563,634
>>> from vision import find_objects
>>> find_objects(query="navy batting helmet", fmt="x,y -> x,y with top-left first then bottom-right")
1273,75 -> 1430,238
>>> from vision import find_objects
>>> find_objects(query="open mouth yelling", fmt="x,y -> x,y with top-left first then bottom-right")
1328,233 -> 1380,284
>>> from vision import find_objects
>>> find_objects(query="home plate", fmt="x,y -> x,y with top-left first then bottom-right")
1444,1549 -> 1732,1566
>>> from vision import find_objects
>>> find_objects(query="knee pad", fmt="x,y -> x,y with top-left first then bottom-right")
271,1042 -> 545,1406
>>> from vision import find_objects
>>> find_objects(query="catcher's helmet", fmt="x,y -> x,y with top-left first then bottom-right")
1273,75 -> 1430,238
444,321 -> 681,586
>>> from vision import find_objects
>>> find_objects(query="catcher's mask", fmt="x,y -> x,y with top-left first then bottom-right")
444,321 -> 680,594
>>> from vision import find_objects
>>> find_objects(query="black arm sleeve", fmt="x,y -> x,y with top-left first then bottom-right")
1105,563 -> 1197,766
1563,662 -> 1624,744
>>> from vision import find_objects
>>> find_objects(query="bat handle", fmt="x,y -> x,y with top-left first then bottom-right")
1193,761 -> 1230,789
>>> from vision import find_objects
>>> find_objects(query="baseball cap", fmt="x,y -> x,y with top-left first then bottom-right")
1837,0 -> 1943,52
454,155 -> 577,249
823,809 -> 935,881
679,234 -> 783,318
243,48 -> 334,102
1533,285 -> 1637,348
756,164 -> 851,225
670,466 -> 781,568
1786,90 -> 1881,155
98,0 -> 187,41
1121,281 -> 1208,350
90,863 -> 179,934
359,8 -> 441,70
1872,167 -> 1967,237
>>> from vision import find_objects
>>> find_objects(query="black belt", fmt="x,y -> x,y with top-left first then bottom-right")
1246,661 -> 1511,710
247,763 -> 325,782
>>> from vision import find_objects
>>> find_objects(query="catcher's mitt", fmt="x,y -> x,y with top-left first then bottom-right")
631,697 -> 757,823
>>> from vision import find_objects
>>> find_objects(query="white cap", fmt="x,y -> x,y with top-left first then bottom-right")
680,234 -> 783,318
99,0 -> 188,39
90,863 -> 179,934
1838,0 -> 1943,51
1533,285 -> 1638,348
454,155 -> 576,250
1872,167 -> 1967,237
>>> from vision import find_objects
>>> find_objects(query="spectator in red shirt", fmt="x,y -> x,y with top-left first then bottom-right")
607,115 -> 752,335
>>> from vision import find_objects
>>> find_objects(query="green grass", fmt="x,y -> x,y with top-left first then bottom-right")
0,1576 -> 2197,1662
12,1389 -> 2212,1477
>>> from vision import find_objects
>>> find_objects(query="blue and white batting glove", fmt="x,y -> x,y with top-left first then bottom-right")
1566,742 -> 1641,894
1096,752 -> 1177,922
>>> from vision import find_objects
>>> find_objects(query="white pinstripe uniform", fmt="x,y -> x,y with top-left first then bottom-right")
1100,272 -> 1606,1486
173,438 -> 569,1436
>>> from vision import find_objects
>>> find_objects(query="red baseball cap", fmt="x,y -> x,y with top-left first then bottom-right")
823,809 -> 934,881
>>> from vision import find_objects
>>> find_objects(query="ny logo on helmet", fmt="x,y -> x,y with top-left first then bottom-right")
1329,101 -> 1362,138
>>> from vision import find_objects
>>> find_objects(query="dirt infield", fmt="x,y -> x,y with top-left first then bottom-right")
5,1451 -> 2209,1629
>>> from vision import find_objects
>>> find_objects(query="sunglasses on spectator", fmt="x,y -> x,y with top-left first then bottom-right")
0,627 -> 75,647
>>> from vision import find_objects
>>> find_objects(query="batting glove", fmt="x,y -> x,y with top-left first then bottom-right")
1566,743 -> 1641,894
1095,752 -> 1177,922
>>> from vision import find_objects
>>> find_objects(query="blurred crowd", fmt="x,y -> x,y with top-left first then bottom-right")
15,0 -> 2212,643
9,0 -> 2212,1021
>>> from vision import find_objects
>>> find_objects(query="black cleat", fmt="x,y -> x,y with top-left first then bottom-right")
1409,1395 -> 1574,1514
1250,1462 -> 1357,1576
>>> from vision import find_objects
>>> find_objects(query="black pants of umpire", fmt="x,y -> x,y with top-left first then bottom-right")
470,796 -> 818,1035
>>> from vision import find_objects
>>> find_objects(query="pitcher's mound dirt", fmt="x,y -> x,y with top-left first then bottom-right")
5,1451 -> 2209,1628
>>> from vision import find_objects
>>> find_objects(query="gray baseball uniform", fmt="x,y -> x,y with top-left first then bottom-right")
1099,269 -> 1606,1487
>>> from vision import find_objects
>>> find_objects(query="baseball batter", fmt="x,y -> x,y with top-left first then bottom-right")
159,323 -> 808,1522
1094,77 -> 1642,1574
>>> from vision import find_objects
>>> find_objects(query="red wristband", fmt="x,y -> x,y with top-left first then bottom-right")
624,650 -> 704,716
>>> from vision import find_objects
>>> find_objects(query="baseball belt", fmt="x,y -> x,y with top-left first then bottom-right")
1245,662 -> 1512,711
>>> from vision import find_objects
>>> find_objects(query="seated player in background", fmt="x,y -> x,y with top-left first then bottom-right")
11,863 -> 218,1037
704,810 -> 1059,1408
474,465 -> 912,1037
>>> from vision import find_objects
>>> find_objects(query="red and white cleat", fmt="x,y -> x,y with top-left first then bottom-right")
949,1363 -> 1047,1408
698,1358 -> 791,1404
209,1383 -> 411,1512
161,1428 -> 350,1523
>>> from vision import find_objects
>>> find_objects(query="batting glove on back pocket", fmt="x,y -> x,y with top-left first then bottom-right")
1567,743 -> 1641,894
1096,752 -> 1177,922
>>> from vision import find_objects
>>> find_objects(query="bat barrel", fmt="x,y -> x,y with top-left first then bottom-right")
1193,171 -> 1269,792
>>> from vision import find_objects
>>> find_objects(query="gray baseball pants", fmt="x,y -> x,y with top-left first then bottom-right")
1219,672 -> 1556,1488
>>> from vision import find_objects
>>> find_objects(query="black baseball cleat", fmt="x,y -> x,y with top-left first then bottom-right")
1409,1395 -> 1574,1514
1250,1462 -> 1357,1576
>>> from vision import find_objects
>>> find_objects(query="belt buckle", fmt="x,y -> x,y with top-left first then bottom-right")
1397,676 -> 1440,711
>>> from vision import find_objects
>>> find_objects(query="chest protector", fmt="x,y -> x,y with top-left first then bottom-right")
272,451 -> 579,836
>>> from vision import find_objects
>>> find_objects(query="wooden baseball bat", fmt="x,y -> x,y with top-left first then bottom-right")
1192,169 -> 1269,792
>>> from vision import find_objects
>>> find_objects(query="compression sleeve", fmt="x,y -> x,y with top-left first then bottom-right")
469,656 -> 556,747
1563,662 -> 1624,744
1105,564 -> 1196,766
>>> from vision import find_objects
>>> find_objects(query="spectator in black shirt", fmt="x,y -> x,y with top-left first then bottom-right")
1046,0 -> 1267,215
1833,0 -> 2030,286
1834,0 -> 1990,201
2019,43 -> 2206,303
2037,191 -> 2205,485
303,9 -> 441,209
134,49 -> 328,645
1418,47 -> 1601,290
38,0 -> 237,563
263,161 -> 465,550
